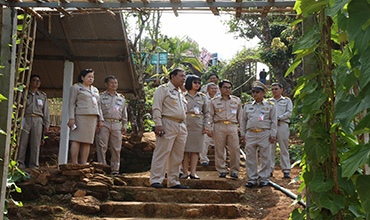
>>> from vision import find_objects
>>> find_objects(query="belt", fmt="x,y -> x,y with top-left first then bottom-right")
163,115 -> 184,123
279,121 -> 289,124
186,113 -> 202,118
25,113 -> 41,117
105,118 -> 120,122
248,128 -> 269,132
215,120 -> 237,125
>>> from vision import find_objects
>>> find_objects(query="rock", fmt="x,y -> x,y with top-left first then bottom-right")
94,168 -> 105,174
100,202 -> 114,214
93,174 -> 113,187
82,178 -> 90,183
91,162 -> 111,174
74,189 -> 87,197
55,181 -> 77,194
113,177 -> 127,186
34,205 -> 54,216
36,172 -> 50,185
86,181 -> 109,193
61,170 -> 85,177
71,196 -> 100,214
122,141 -> 133,149
185,208 -> 201,218
52,206 -> 64,213
61,193 -> 72,202
49,175 -> 66,184
110,190 -> 123,200
11,182 -> 40,201
59,163 -> 90,171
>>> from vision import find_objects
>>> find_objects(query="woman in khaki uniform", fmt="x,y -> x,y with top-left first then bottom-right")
67,69 -> 103,164
181,75 -> 209,179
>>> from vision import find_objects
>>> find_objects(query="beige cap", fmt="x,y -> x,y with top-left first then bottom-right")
252,81 -> 268,91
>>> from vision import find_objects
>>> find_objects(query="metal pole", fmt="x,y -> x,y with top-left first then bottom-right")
0,7 -> 18,220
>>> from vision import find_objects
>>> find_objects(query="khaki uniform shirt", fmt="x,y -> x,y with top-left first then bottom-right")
69,83 -> 103,121
24,90 -> 50,128
240,99 -> 277,137
209,95 -> 242,130
184,91 -> 210,128
99,90 -> 128,129
268,96 -> 293,123
152,81 -> 187,126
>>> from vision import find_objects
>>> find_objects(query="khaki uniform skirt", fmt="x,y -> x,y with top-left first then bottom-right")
184,115 -> 204,153
70,115 -> 98,144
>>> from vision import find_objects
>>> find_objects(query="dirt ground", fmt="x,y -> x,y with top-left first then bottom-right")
8,130 -> 303,219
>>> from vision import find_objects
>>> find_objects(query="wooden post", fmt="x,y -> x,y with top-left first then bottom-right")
0,7 -> 17,220
58,60 -> 74,165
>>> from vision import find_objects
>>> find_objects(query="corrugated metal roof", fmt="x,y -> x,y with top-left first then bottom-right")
33,12 -> 138,98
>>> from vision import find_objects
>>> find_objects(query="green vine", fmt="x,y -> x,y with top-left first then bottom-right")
289,0 -> 370,219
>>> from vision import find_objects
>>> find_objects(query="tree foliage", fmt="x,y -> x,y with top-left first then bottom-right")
289,0 -> 370,219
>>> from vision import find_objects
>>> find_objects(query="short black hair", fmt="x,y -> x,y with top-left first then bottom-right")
78,69 -> 94,83
185,75 -> 201,91
219,79 -> 232,88
169,68 -> 185,80
30,74 -> 40,81
104,75 -> 117,83
208,73 -> 219,79
271,83 -> 283,89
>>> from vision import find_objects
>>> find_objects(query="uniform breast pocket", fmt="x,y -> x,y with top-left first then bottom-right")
261,110 -> 270,119
215,103 -> 224,112
168,94 -> 179,104
101,100 -> 110,109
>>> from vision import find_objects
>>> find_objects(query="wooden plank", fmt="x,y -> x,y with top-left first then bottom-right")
34,54 -> 128,61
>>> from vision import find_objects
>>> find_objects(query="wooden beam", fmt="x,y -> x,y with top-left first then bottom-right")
55,7 -> 72,17
36,24 -> 73,59
37,38 -> 125,44
261,0 -> 274,17
206,0 -> 219,15
235,0 -> 242,18
34,54 -> 128,61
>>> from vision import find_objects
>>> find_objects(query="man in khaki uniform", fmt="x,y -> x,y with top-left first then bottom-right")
96,76 -> 128,175
150,69 -> 189,189
241,81 -> 277,188
200,73 -> 221,96
18,75 -> 50,169
208,80 -> 242,179
269,83 -> 293,178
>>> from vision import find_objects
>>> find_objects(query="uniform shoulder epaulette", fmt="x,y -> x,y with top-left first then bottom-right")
199,92 -> 206,96
73,83 -> 79,86
119,93 -> 125,99
268,101 -> 275,106
211,96 -> 218,100
245,101 -> 252,105
40,91 -> 47,96
231,95 -> 239,99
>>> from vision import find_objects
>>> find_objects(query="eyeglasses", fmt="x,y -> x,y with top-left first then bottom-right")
222,86 -> 232,90
271,88 -> 280,91
31,79 -> 41,83
193,81 -> 201,84
252,90 -> 261,94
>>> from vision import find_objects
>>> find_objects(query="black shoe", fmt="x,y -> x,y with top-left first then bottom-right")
246,182 -> 256,188
219,172 -> 227,178
283,173 -> 291,179
111,172 -> 119,176
210,145 -> 215,149
201,162 -> 209,167
260,181 -> 269,187
230,173 -> 238,179
270,172 -> 273,177
170,184 -> 189,189
151,183 -> 163,188
190,175 -> 200,179
180,175 -> 189,179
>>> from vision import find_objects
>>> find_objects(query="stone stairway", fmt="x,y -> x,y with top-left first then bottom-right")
99,147 -> 247,219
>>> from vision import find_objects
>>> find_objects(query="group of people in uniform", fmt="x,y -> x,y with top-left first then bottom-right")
149,68 -> 293,189
18,70 -> 128,175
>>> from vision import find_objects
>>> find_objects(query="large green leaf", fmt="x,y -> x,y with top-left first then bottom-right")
293,25 -> 320,53
326,0 -> 349,18
346,0 -> 370,54
305,138 -> 330,163
302,90 -> 327,115
310,173 -> 335,192
353,111 -> 370,135
342,143 -> 370,177
318,193 -> 346,215
355,175 -> 370,213
301,0 -> 330,17
358,49 -> 370,89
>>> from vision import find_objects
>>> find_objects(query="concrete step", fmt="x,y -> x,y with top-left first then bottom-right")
196,165 -> 217,171
110,186 -> 242,203
100,201 -> 243,218
119,175 -> 237,190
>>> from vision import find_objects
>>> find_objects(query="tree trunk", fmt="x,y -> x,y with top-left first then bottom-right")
271,61 -> 296,98
128,97 -> 145,142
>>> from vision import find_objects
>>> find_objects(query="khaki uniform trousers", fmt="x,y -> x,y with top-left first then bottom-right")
18,116 -> 43,169
199,134 -> 213,164
270,122 -> 290,173
245,130 -> 271,184
213,123 -> 240,174
150,118 -> 187,187
96,121 -> 122,173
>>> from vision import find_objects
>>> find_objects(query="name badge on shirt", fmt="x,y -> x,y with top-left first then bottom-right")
92,96 -> 97,105
231,107 -> 237,114
115,105 -> 120,112
259,112 -> 264,121
194,105 -> 200,114
37,98 -> 43,106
